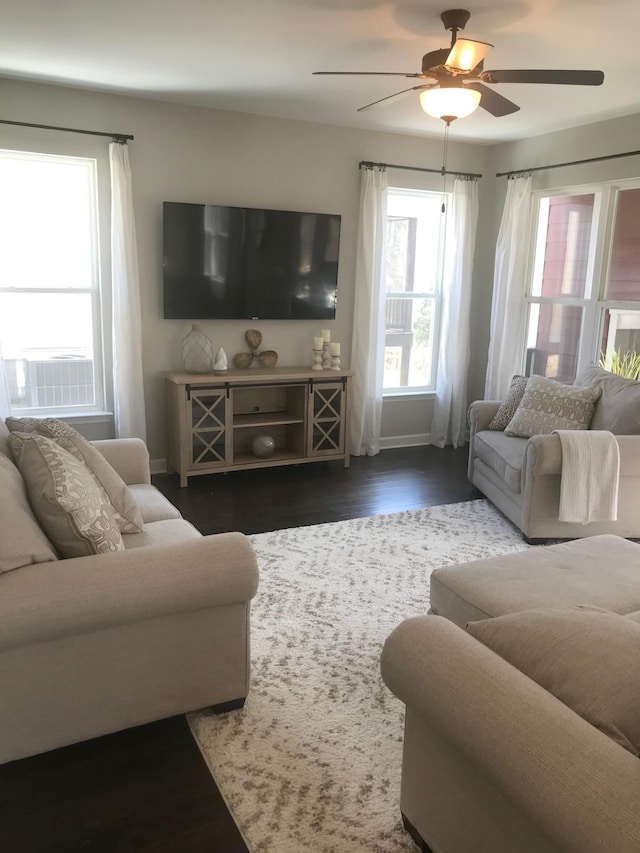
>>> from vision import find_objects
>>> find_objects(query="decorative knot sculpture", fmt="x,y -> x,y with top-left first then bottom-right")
233,329 -> 278,369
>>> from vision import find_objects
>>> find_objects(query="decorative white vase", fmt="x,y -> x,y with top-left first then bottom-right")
181,324 -> 213,373
214,346 -> 228,373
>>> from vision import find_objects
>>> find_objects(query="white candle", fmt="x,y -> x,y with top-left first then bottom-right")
321,329 -> 331,343
330,342 -> 340,356
314,336 -> 324,350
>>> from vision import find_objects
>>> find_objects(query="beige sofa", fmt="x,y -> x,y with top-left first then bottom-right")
381,536 -> 640,853
0,419 -> 259,765
468,366 -> 640,541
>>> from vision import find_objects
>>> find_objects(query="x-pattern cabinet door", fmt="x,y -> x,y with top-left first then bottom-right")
308,379 -> 346,457
188,386 -> 230,470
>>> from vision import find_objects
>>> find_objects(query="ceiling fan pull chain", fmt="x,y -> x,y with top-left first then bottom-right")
441,122 -> 450,213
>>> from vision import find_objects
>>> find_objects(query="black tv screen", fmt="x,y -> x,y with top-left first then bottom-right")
163,201 -> 341,320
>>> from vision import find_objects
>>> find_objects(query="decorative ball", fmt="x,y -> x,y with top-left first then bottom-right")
252,435 -> 275,459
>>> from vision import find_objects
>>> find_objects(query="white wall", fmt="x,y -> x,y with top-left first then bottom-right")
3,78 -> 639,462
0,78 -> 488,461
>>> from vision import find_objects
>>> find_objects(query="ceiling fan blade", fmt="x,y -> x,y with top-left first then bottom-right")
445,38 -> 493,73
313,71 -> 422,78
465,82 -> 520,117
357,84 -> 435,112
481,69 -> 604,86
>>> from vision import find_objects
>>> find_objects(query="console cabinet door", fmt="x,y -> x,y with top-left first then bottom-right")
188,386 -> 230,471
308,380 -> 346,457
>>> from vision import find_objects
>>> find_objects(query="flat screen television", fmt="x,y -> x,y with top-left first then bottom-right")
163,201 -> 341,320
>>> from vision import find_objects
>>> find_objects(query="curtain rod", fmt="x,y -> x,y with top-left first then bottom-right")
360,160 -> 482,179
0,118 -> 133,143
496,148 -> 640,178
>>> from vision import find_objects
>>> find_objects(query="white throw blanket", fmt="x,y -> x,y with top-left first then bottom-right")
554,430 -> 620,524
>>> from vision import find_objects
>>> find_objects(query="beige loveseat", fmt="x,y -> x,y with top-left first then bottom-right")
0,418 -> 259,765
468,366 -> 640,541
382,536 -> 640,853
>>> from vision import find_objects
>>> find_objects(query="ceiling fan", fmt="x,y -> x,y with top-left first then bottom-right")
313,8 -> 605,122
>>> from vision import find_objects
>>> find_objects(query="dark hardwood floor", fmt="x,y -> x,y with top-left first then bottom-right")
0,446 -> 476,853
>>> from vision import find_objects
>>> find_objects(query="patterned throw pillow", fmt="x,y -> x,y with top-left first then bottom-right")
8,432 -> 124,559
504,375 -> 601,438
488,375 -> 528,430
5,417 -> 143,533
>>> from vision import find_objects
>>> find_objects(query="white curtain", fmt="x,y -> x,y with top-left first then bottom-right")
430,177 -> 480,448
349,167 -> 388,456
0,343 -> 11,419
484,173 -> 533,399
109,142 -> 147,441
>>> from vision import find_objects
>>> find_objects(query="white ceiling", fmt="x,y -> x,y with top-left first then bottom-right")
2,0 -> 640,144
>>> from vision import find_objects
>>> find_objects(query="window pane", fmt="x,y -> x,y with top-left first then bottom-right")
531,195 -> 595,298
600,308 -> 640,377
606,188 -> 640,301
525,302 -> 583,383
384,297 -> 434,389
386,191 -> 442,294
385,217 -> 416,294
0,153 -> 95,290
0,292 -> 96,409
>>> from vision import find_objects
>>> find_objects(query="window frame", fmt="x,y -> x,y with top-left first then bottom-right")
383,186 -> 449,397
522,177 -> 640,381
0,146 -> 109,417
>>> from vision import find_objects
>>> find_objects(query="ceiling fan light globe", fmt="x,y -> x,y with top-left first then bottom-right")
419,87 -> 481,120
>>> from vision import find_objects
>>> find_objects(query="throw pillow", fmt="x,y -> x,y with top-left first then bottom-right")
504,375 -> 601,438
8,432 -> 124,559
5,417 -> 143,533
466,606 -> 640,756
488,375 -> 528,430
0,452 -> 59,572
574,365 -> 640,434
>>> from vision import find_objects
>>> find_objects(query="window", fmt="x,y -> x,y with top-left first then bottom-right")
383,189 -> 447,393
0,149 -> 104,414
524,181 -> 640,383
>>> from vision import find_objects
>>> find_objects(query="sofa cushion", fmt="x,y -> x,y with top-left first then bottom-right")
6,417 -> 144,533
122,518 -> 202,549
505,375 -> 601,438
0,452 -> 59,572
575,365 -> 640,434
9,432 -> 124,558
473,430 -> 528,493
127,484 -> 183,523
466,605 -> 640,756
488,375 -> 528,430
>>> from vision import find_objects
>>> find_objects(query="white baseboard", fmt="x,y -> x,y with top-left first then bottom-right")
150,458 -> 167,475
379,433 -> 431,449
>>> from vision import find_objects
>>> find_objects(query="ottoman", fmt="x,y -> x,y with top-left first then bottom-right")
430,533 -> 640,628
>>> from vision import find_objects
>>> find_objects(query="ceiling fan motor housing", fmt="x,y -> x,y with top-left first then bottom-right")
421,48 -> 451,75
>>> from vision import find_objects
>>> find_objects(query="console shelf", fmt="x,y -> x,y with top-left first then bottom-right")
165,367 -> 352,486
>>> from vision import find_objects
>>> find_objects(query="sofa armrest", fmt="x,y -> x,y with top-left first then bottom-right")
468,401 -> 502,479
0,532 -> 259,650
91,438 -> 151,485
525,433 -> 640,478
381,615 -> 640,853
468,400 -> 501,434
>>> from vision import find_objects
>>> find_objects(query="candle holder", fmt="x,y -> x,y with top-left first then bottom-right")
312,348 -> 323,370
330,355 -> 341,371
322,342 -> 331,369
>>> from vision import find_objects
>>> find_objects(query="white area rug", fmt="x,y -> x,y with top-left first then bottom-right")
188,499 -> 529,853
